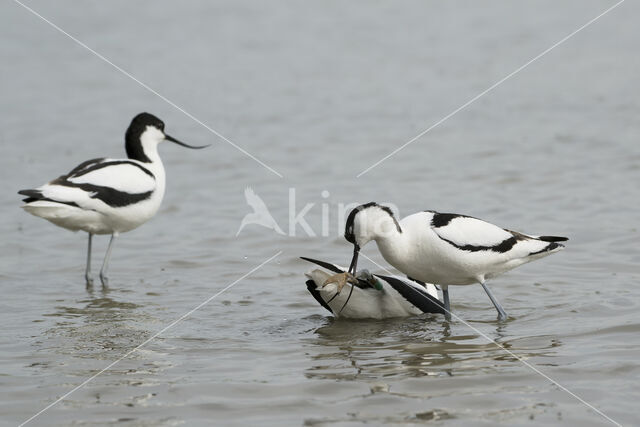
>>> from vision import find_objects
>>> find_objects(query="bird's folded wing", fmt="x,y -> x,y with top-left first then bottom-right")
431,215 -> 513,248
25,160 -> 157,210
65,160 -> 156,194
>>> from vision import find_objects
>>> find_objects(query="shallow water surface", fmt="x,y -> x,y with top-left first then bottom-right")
1,1 -> 639,426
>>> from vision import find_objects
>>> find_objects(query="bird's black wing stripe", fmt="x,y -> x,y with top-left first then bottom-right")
437,235 -> 519,253
430,212 -> 472,228
67,157 -> 106,175
68,160 -> 155,180
438,231 -> 566,254
306,280 -> 334,314
300,257 -> 344,274
376,275 -> 445,314
75,184 -> 153,207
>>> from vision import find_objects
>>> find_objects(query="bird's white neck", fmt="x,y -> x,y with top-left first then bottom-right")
355,207 -> 408,267
136,134 -> 166,204
375,227 -> 410,266
356,207 -> 403,246
138,129 -> 164,165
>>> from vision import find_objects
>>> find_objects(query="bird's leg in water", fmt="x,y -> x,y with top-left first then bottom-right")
442,285 -> 451,320
99,233 -> 118,288
85,233 -> 93,288
480,281 -> 508,321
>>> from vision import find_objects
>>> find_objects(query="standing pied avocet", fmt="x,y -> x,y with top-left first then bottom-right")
302,257 -> 445,319
323,202 -> 568,321
18,112 -> 208,287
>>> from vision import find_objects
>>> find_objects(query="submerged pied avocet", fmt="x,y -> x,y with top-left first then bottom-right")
18,112 -> 208,287
323,202 -> 568,321
302,257 -> 445,319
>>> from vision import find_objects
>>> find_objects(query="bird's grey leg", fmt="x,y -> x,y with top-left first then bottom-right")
85,233 -> 93,287
99,233 -> 118,288
442,285 -> 451,320
480,281 -> 508,321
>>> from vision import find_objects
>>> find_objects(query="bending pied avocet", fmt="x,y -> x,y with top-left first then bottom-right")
323,202 -> 568,321
18,112 -> 208,287
302,257 -> 445,319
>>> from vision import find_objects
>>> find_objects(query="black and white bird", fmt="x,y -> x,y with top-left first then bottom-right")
302,257 -> 445,319
323,202 -> 568,321
18,112 -> 208,287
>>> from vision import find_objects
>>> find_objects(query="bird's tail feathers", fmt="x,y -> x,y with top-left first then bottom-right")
18,189 -> 43,203
528,241 -> 565,257
537,235 -> 568,242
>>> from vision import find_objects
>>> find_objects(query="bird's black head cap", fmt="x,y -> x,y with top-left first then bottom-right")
125,112 -> 165,162
344,202 -> 402,244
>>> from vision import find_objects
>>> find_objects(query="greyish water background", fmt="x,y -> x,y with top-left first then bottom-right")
1,1 -> 638,425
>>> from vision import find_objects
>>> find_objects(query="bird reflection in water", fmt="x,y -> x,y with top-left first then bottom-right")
304,316 -> 562,382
